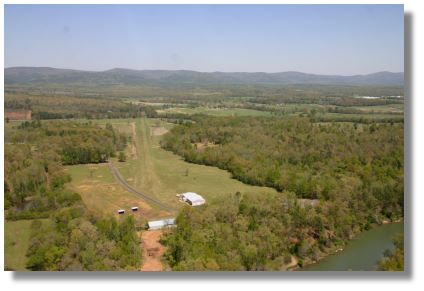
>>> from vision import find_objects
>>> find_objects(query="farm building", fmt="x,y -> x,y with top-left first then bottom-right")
148,218 -> 176,230
178,192 -> 206,206
5,110 -> 32,121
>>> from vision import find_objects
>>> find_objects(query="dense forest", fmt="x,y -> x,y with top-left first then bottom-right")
26,213 -> 140,271
162,116 -> 403,214
163,190 -> 396,271
4,120 -> 141,270
161,116 -> 404,269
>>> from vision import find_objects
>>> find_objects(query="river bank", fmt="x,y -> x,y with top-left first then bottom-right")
299,221 -> 404,271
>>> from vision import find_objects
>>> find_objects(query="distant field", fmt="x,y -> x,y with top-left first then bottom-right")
348,103 -> 404,114
67,118 -> 278,220
157,107 -> 273,117
320,112 -> 404,121
4,219 -> 48,271
156,103 -> 403,121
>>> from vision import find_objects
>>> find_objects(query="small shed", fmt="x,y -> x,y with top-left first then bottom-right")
179,192 -> 206,206
148,218 -> 176,230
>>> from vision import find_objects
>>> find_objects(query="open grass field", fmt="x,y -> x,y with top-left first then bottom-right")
66,117 -> 278,220
4,219 -> 48,271
157,106 -> 273,117
66,163 -> 164,221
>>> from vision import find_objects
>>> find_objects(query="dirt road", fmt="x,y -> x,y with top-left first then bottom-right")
108,161 -> 176,213
140,230 -> 166,271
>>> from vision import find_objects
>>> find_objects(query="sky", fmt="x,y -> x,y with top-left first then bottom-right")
4,4 -> 404,75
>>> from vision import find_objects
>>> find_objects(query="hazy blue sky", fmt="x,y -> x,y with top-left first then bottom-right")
5,5 -> 404,75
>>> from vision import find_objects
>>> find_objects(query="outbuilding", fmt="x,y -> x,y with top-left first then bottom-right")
148,218 -> 176,230
178,192 -> 206,206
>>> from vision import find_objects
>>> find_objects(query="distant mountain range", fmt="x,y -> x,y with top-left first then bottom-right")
4,67 -> 404,87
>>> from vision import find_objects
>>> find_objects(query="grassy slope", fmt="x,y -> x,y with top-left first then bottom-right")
118,118 -> 278,205
67,118 -> 278,220
65,163 -> 162,220
4,219 -> 48,271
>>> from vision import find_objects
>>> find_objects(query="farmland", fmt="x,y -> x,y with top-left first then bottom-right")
4,82 -> 404,271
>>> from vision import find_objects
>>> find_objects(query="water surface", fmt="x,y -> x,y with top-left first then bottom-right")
302,222 -> 404,271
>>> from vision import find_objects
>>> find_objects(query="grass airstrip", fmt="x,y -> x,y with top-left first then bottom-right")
67,118 -> 278,220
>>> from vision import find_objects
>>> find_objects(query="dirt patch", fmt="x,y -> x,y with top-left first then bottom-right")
282,255 -> 299,271
76,184 -> 92,191
151,127 -> 169,136
87,165 -> 99,171
298,199 -> 320,208
5,110 -> 32,120
140,230 -> 166,271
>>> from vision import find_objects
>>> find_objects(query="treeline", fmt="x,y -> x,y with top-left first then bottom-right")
5,92 -> 158,119
249,96 -> 403,107
7,120 -> 127,165
327,106 -> 403,115
161,116 -> 403,221
309,115 -> 404,124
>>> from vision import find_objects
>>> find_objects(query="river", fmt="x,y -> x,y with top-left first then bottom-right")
302,222 -> 404,271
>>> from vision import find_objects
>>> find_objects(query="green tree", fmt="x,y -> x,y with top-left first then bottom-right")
118,152 -> 127,162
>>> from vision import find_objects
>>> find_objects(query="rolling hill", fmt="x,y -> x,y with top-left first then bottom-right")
4,67 -> 404,87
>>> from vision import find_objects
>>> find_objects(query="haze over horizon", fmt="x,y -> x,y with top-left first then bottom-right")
4,66 -> 404,76
5,5 -> 404,75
